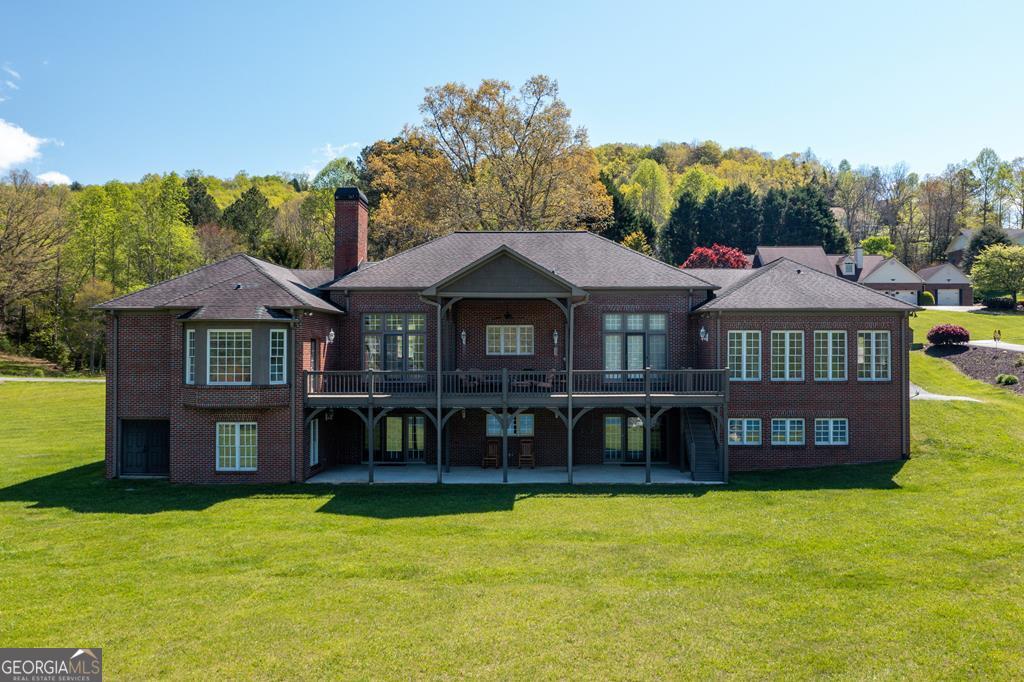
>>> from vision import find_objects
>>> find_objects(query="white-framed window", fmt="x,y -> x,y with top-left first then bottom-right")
363,313 -> 426,371
857,331 -> 891,381
771,418 -> 805,446
815,418 -> 849,445
486,325 -> 534,356
310,418 -> 319,466
728,418 -> 761,446
602,313 -> 667,374
486,413 -> 535,436
185,328 -> 196,385
843,260 -> 855,276
269,329 -> 287,384
207,330 -> 252,384
216,422 -> 257,471
814,331 -> 847,381
728,330 -> 761,381
770,331 -> 804,381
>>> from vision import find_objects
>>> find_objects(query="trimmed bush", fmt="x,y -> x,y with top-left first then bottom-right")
1015,356 -> 1024,368
996,374 -> 1019,386
926,324 -> 970,346
983,295 -> 1017,310
918,290 -> 935,306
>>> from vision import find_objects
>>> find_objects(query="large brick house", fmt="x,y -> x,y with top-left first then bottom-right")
98,188 -> 916,484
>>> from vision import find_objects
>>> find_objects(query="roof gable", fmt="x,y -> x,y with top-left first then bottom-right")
917,262 -> 970,284
423,246 -> 583,297
698,258 -> 919,312
753,246 -> 835,275
859,258 -> 924,285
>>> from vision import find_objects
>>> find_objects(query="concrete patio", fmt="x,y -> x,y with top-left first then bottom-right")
306,463 -> 710,485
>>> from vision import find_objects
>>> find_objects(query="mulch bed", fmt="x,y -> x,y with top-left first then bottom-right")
926,345 -> 1024,393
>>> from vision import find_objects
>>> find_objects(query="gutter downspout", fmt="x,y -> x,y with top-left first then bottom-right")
901,312 -> 910,459
289,310 -> 298,483
419,295 -> 444,484
112,311 -> 119,478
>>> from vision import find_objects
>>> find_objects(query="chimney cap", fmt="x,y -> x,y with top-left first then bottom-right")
334,186 -> 368,204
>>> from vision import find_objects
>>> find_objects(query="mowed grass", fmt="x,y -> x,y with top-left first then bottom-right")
1,366 -> 1024,680
913,308 -> 1024,345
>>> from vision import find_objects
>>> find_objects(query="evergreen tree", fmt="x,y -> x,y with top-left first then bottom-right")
621,229 -> 654,256
965,223 -> 1011,270
759,188 -> 788,245
221,186 -> 277,253
599,174 -> 656,245
661,192 -> 701,266
183,176 -> 220,226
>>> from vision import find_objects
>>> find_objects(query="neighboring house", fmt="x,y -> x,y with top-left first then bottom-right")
945,227 -> 1024,266
752,245 -> 924,305
98,189 -> 916,485
917,263 -> 973,305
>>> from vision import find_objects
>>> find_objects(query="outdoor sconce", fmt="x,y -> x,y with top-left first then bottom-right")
326,329 -> 335,345
699,326 -> 709,343
460,330 -> 467,347
552,330 -> 559,356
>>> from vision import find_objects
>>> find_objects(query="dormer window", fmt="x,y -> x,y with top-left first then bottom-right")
843,260 -> 855,276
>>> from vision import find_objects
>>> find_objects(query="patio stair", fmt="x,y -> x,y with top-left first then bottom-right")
685,408 -> 723,482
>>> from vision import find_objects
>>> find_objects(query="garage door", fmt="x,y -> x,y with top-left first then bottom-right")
121,419 -> 170,475
936,288 -> 960,306
886,290 -> 918,305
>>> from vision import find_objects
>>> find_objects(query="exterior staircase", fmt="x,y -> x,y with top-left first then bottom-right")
684,408 -> 724,482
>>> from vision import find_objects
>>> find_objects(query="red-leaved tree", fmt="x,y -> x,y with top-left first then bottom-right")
680,244 -> 749,269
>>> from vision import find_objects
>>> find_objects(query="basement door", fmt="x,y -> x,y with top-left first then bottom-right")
121,419 -> 170,475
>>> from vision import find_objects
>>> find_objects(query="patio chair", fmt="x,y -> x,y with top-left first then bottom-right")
518,439 -> 535,469
483,439 -> 500,468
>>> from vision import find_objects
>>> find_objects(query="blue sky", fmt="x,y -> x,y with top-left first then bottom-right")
2,0 -> 1022,185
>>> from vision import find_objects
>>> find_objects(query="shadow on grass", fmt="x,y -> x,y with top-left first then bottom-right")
0,459 -> 906,518
925,345 -> 971,358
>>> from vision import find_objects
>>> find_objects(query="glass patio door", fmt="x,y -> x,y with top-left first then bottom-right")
384,416 -> 404,462
626,334 -> 645,381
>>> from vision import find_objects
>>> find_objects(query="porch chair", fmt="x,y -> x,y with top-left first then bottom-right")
483,439 -> 500,468
518,439 -> 535,469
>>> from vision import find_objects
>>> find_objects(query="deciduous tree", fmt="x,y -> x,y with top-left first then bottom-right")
970,244 -> 1024,304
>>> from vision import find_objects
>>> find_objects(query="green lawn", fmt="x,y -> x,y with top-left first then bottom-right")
913,308 -> 1024,345
2,363 -> 1023,679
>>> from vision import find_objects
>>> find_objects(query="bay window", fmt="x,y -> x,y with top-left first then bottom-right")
207,330 -> 252,384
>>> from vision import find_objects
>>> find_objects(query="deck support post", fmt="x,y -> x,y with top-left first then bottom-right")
435,299 -> 443,484
644,367 -> 652,484
367,404 -> 375,484
566,298 -> 575,484
501,368 -> 509,483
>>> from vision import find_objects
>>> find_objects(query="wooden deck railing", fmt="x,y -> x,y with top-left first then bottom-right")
306,368 -> 725,400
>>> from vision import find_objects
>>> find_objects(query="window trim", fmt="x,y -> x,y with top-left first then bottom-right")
770,418 -> 805,446
814,330 -> 848,382
485,324 -> 535,356
602,313 -> 668,373
486,413 -> 535,437
814,418 -> 849,446
770,330 -> 804,382
857,330 -> 892,382
728,330 -> 761,382
185,328 -> 196,385
362,312 -> 427,371
206,329 -> 253,386
269,328 -> 287,385
215,421 -> 258,472
309,418 -> 319,466
728,418 -> 762,446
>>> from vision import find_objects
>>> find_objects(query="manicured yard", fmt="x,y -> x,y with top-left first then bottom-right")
913,308 -> 1024,345
2,361 -> 1023,679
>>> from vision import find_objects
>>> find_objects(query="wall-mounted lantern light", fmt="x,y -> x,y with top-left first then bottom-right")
326,329 -> 336,345
460,329 -> 467,347
552,329 -> 559,356
699,326 -> 709,343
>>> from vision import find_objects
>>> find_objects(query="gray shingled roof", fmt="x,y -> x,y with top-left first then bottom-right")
96,254 -> 340,319
754,246 -> 835,275
679,268 -> 756,289
697,258 -> 919,312
327,231 -> 715,290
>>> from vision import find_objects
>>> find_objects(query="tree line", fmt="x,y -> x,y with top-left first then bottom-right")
2,73 -> 1021,372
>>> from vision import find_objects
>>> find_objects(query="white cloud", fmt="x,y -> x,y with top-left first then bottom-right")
0,119 -> 45,170
37,171 -> 71,185
2,63 -> 20,80
316,142 -> 361,160
4,80 -> 18,90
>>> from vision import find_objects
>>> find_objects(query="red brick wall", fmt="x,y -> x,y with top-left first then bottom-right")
106,309 -> 343,484
574,291 -> 696,368
693,310 -> 911,471
334,196 -> 368,277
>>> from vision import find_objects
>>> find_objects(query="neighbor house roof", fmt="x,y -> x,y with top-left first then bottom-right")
831,253 -> 887,281
917,262 -> 970,284
696,258 -> 920,312
679,268 -> 757,289
96,254 -> 340,319
327,231 -> 715,291
753,246 -> 836,275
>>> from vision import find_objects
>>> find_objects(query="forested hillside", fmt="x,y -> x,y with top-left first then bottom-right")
2,74 -> 1023,372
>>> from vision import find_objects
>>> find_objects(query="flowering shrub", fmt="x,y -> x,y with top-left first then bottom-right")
926,324 -> 970,346
681,244 -> 749,269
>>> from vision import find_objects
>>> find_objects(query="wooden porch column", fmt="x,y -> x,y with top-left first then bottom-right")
435,299 -> 443,484
367,404 -> 375,484
501,368 -> 509,483
567,299 -> 575,484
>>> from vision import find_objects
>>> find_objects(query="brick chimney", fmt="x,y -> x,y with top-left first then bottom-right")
334,187 -> 368,278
